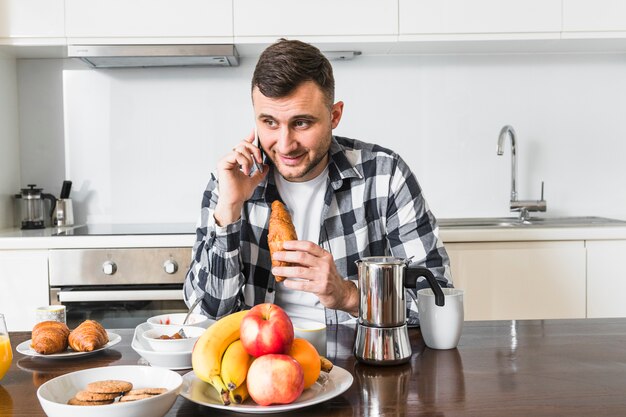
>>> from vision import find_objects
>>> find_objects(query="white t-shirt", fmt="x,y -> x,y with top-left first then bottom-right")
273,165 -> 329,322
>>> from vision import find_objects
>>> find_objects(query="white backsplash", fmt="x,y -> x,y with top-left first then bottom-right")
18,53 -> 626,224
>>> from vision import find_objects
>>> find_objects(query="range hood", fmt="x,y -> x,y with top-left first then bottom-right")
68,44 -> 239,68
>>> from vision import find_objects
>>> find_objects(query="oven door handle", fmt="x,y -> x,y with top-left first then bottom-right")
56,289 -> 183,303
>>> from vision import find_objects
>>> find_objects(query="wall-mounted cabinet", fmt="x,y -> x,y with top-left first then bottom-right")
0,0 -> 65,45
65,0 -> 233,44
233,0 -> 397,40
3,1 -> 626,59
563,0 -> 626,36
399,0 -> 562,39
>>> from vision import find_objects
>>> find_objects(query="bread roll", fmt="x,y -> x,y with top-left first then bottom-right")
268,200 -> 298,282
31,321 -> 70,354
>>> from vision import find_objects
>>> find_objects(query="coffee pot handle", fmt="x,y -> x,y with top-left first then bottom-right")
405,267 -> 445,307
41,193 -> 57,221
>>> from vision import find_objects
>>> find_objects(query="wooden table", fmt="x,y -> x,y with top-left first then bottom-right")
3,319 -> 626,416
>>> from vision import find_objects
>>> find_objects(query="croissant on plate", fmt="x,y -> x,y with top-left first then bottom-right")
268,200 -> 298,283
68,320 -> 109,352
31,321 -> 70,354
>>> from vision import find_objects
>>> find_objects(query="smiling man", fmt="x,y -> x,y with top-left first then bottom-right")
184,39 -> 452,325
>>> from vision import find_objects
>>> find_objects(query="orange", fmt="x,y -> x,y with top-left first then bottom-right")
288,338 -> 321,389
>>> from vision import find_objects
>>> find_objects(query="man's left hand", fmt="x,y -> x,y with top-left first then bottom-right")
271,240 -> 359,316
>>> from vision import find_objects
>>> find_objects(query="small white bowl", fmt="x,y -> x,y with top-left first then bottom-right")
147,312 -> 213,329
140,326 -> 204,352
132,323 -> 196,370
37,365 -> 182,417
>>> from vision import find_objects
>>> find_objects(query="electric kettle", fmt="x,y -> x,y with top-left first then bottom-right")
14,185 -> 56,229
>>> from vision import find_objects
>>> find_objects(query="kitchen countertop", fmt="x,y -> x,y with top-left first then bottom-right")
2,219 -> 626,250
0,226 -> 196,249
4,318 -> 626,416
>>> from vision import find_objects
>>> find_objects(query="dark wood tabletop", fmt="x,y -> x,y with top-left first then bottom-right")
3,319 -> 626,416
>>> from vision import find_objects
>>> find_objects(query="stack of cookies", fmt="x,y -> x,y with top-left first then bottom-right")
67,379 -> 166,406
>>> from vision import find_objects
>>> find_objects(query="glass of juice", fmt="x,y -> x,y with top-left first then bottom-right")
0,314 -> 12,381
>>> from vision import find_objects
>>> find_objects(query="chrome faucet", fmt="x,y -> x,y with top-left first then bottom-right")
497,125 -> 547,222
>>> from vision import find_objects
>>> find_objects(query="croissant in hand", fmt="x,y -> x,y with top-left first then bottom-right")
268,200 -> 298,282
68,320 -> 109,352
31,321 -> 70,354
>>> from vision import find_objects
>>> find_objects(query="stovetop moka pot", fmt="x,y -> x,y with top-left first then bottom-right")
354,256 -> 445,365
15,184 -> 56,229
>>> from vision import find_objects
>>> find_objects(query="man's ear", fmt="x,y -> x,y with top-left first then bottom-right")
330,101 -> 344,129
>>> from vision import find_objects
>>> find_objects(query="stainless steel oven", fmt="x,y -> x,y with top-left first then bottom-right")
49,247 -> 191,328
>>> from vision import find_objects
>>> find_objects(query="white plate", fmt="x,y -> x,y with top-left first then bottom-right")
131,322 -> 193,370
16,332 -> 121,359
180,366 -> 353,413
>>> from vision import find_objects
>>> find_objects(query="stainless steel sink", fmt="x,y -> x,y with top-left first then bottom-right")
438,216 -> 626,229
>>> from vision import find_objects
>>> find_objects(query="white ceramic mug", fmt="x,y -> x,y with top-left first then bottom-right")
290,318 -> 327,356
417,288 -> 464,350
35,305 -> 66,325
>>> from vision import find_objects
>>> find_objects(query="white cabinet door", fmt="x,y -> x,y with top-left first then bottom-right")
587,240 -> 626,318
0,0 -> 64,40
233,0 -> 397,38
66,0 -> 232,42
446,241 -> 586,321
400,0 -> 561,37
0,250 -> 49,331
563,0 -> 626,33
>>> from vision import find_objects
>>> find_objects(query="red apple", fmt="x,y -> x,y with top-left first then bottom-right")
240,303 -> 294,357
246,354 -> 304,406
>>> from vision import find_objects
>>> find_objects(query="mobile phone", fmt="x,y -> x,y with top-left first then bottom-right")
252,126 -> 264,174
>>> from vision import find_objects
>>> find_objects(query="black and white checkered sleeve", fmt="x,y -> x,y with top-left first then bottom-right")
183,173 -> 247,320
385,156 -> 453,323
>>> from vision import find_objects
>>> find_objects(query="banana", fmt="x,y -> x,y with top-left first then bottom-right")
229,382 -> 249,404
192,310 -> 248,405
221,339 -> 254,391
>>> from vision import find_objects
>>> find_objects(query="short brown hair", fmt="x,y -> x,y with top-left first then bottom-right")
252,39 -> 335,107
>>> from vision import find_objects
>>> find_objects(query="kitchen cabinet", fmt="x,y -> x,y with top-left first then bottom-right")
446,241 -> 586,321
233,0 -> 397,40
65,0 -> 233,43
587,240 -> 626,318
0,0 -> 65,44
0,250 -> 49,331
399,0 -> 561,39
562,0 -> 626,35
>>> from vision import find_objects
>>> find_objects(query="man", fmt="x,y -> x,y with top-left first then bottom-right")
184,39 -> 452,325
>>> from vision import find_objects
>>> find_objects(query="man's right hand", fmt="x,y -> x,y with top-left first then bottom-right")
214,130 -> 267,226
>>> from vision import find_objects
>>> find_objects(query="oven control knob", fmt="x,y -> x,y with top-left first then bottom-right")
164,260 -> 178,274
102,260 -> 117,275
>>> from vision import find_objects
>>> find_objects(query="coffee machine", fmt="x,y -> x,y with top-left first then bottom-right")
354,257 -> 445,365
14,185 -> 56,230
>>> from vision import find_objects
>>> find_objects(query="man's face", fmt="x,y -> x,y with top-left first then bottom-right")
252,81 -> 343,182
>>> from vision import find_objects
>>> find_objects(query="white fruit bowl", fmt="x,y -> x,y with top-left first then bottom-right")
147,313 -> 213,329
37,365 -> 182,417
141,326 -> 204,352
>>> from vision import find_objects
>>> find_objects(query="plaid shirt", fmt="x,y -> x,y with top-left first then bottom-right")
183,136 -> 452,325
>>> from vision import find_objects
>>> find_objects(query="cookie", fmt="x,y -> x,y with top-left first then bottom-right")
125,388 -> 167,396
75,390 -> 120,401
67,397 -> 114,406
86,380 -> 133,394
119,393 -> 154,402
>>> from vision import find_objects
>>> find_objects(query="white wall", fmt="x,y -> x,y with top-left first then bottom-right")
17,52 -> 626,224
0,52 -> 19,228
